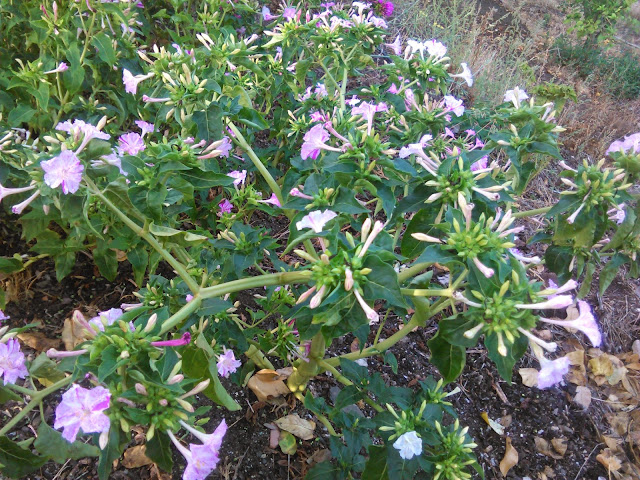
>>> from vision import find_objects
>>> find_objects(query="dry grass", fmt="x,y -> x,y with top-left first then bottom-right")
390,0 -> 538,105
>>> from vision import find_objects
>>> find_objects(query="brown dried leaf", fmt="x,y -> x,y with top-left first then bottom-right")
499,437 -> 518,476
149,463 -> 172,480
534,437 -> 563,459
499,415 -> 513,429
62,314 -> 92,350
17,331 -> 61,352
519,368 -> 538,387
596,448 -> 622,472
551,438 -> 567,457
480,411 -> 505,435
122,445 -> 152,469
306,449 -> 331,465
274,413 -> 316,441
247,369 -> 291,403
573,386 -> 592,409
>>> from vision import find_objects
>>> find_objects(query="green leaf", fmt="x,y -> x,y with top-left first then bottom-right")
8,104 -> 36,126
599,254 -> 628,296
400,209 -> 438,259
193,103 -> 223,141
0,386 -> 21,404
362,445 -> 389,480
428,333 -> 466,383
54,251 -> 76,281
279,432 -> 297,455
97,428 -> 122,480
127,246 -> 148,287
34,423 -> 99,463
94,240 -> 118,282
0,256 -> 23,274
92,33 -> 117,66
0,436 -> 47,479
146,432 -> 173,472
97,344 -> 121,382
306,461 -> 343,480
362,255 -> 406,308
104,177 -> 141,216
29,353 -> 66,383
148,223 -> 209,245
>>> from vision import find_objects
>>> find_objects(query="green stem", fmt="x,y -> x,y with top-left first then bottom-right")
159,296 -> 203,335
294,392 -> 338,436
512,206 -> 552,218
0,376 -> 73,436
396,262 -> 434,283
85,177 -> 200,294
199,271 -> 312,299
401,287 -> 452,297
226,122 -> 284,207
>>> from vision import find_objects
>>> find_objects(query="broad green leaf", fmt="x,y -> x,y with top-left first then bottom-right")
0,436 -> 47,479
8,104 -> 36,126
92,33 -> 117,66
94,240 -> 118,282
146,432 -> 173,472
0,256 -> 23,274
278,432 -> 297,455
599,254 -> 628,296
362,445 -> 389,480
193,103 -> 223,141
428,333 -> 465,383
362,255 -> 406,308
29,353 -> 66,383
34,423 -> 99,463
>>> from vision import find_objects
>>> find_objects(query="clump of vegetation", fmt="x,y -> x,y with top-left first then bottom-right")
553,35 -> 640,99
563,0 -> 634,41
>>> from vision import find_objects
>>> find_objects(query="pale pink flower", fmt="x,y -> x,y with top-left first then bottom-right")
540,300 -> 602,347
88,308 -> 123,332
142,95 -> 170,103
54,384 -> 111,442
227,170 -> 247,186
0,310 -> 9,322
290,187 -> 313,200
11,190 -> 41,214
443,95 -> 464,117
41,150 -> 84,194
179,419 -> 227,452
44,62 -> 68,74
399,134 -> 432,158
135,120 -> 155,136
301,124 -> 330,160
425,39 -> 447,58
118,132 -> 146,155
515,295 -> 573,310
217,136 -> 232,158
0,183 -> 36,204
167,430 -> 222,480
0,339 -> 28,385
470,157 -> 488,171
259,193 -> 281,207
262,6 -> 277,20
186,294 -> 194,302
385,35 -> 402,55
537,356 -> 570,389
606,132 -> 640,156
504,87 -> 528,106
216,347 -> 241,378
122,69 -> 155,95
296,209 -> 338,233
283,6 -> 297,20
451,62 -> 473,87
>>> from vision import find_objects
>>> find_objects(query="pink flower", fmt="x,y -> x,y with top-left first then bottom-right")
259,193 -> 281,207
151,332 -> 191,348
296,209 -> 338,233
227,170 -> 247,186
135,120 -> 155,137
179,419 -> 227,451
470,157 -> 488,171
399,134 -> 432,158
314,83 -> 328,98
216,347 -> 241,378
301,124 -> 330,160
283,6 -> 297,20
0,339 -> 29,385
451,62 -> 473,87
142,95 -> 171,103
54,384 -> 111,442
218,199 -> 233,214
504,87 -> 528,106
168,429 -> 223,480
539,300 -> 602,347
44,62 -> 68,74
217,136 -> 232,158
377,0 -> 394,17
443,95 -> 464,117
88,308 -> 123,332
537,356 -> 570,389
118,132 -> 146,155
41,150 -> 84,194
122,69 -> 155,95
606,132 -> 640,156
262,5 -> 277,21
290,187 -> 313,200
11,190 -> 41,214
385,35 -> 402,55
425,39 -> 447,58
515,295 -> 573,310
0,310 -> 9,322
0,183 -> 36,204
186,294 -> 194,303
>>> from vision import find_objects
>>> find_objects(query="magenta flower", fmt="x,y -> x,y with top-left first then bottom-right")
537,356 -> 571,389
151,332 -> 192,348
296,209 -> 338,233
135,120 -> 155,137
54,384 -> 111,442
216,347 -> 241,378
351,101 -> 387,135
118,132 -> 146,155
539,300 -> 602,347
168,430 -> 222,480
0,339 -> 29,385
88,308 -> 123,332
301,124 -> 330,160
377,0 -> 394,17
290,187 -> 313,200
227,170 -> 247,186
122,69 -> 155,95
218,199 -> 233,214
41,150 -> 84,194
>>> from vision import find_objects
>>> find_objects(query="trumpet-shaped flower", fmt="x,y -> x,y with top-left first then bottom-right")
0,339 -> 28,385
425,39 -> 447,58
122,69 -> 155,94
301,124 -> 331,160
385,35 -> 402,55
539,300 -> 602,347
41,150 -> 84,194
606,132 -> 640,156
216,347 -> 241,378
218,199 -> 233,214
504,87 -> 528,106
451,62 -> 473,87
88,308 -> 123,332
54,384 -> 111,442
0,183 -> 36,204
135,120 -> 155,137
227,170 -> 247,186
393,431 -> 422,460
0,310 -> 8,323
443,95 -> 464,117
151,332 -> 191,348
168,430 -> 223,480
296,209 -> 338,233
259,193 -> 281,207
180,419 -> 227,451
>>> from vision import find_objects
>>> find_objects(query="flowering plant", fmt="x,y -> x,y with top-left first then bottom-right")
0,0 -> 638,479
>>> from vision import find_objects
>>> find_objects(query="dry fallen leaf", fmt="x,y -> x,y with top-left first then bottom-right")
519,368 -> 538,387
122,445 -> 152,469
499,437 -> 519,476
247,369 -> 291,403
596,448 -> 622,472
306,449 -> 331,465
62,312 -> 92,350
480,411 -> 505,435
149,463 -> 172,480
589,354 -> 628,386
274,413 -> 316,441
551,437 -> 567,457
17,331 -> 61,352
573,386 -> 592,409
534,437 -> 563,459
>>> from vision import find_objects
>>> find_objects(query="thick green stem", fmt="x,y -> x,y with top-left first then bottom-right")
401,287 -> 452,297
397,262 -> 434,283
287,332 -> 325,392
199,271 -> 312,299
512,206 -> 552,218
226,122 -> 284,207
85,177 -> 200,294
245,344 -> 275,370
159,296 -> 203,335
0,376 -> 73,436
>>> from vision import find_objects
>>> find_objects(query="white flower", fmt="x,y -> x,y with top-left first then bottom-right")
296,210 -> 338,233
425,39 -> 447,58
504,86 -> 529,106
451,62 -> 473,87
393,431 -> 423,460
